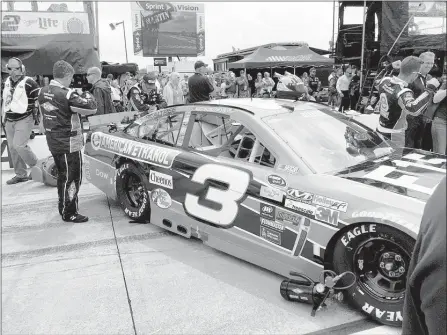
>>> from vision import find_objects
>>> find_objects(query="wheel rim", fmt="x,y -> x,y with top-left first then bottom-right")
353,237 -> 411,302
124,173 -> 145,208
50,165 -> 58,178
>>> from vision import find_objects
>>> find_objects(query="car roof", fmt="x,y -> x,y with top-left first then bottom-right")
192,98 -> 322,118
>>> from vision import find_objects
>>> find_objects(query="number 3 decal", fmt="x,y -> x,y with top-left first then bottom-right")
184,164 -> 251,227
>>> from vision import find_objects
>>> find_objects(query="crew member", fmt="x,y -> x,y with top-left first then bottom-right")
38,60 -> 97,223
128,72 -> 167,113
405,51 -> 435,149
375,56 -> 440,148
402,176 -> 446,335
307,67 -> 321,102
1,57 -> 40,185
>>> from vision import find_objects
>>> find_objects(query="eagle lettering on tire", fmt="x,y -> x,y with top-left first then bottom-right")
331,223 -> 414,327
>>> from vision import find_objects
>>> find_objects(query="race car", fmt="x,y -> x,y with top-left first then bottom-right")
83,98 -> 446,327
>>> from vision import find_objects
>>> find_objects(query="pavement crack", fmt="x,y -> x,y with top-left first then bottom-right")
107,196 -> 138,335
1,231 -> 173,261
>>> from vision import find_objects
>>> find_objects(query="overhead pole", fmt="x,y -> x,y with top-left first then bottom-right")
95,1 -> 100,58
359,0 -> 367,88
332,0 -> 336,56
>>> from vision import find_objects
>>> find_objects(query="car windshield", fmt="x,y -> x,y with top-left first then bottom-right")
262,109 -> 394,174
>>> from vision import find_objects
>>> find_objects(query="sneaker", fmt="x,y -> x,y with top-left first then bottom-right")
6,175 -> 29,185
62,213 -> 89,223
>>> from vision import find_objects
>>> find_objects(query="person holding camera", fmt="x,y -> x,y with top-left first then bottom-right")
38,60 -> 97,223
1,57 -> 40,185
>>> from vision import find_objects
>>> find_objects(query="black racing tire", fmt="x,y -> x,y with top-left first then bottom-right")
331,223 -> 415,327
116,162 -> 151,221
43,158 -> 58,187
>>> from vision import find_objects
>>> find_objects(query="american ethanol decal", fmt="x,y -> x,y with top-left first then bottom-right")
90,132 -> 180,168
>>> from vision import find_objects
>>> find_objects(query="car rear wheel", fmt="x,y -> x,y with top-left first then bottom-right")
331,223 -> 414,327
116,162 -> 151,221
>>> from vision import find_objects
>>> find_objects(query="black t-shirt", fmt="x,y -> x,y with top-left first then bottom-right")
308,76 -> 320,93
188,73 -> 214,103
402,176 -> 446,335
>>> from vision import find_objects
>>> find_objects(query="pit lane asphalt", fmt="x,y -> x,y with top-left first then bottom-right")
1,169 -> 401,335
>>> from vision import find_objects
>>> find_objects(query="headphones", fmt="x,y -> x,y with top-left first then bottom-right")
7,57 -> 24,71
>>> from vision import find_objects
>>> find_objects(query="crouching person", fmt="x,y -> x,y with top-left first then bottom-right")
38,60 -> 97,223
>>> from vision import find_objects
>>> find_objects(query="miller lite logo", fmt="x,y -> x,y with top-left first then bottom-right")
64,17 -> 84,34
1,15 -> 21,31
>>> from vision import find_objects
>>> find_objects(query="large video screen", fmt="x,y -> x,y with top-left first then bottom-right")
131,1 -> 205,57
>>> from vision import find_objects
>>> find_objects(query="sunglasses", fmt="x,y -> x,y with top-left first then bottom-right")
7,67 -> 21,71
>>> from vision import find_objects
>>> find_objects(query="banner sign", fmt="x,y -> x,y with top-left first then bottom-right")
154,57 -> 167,66
1,11 -> 90,36
408,1 -> 446,36
381,1 -> 446,53
131,1 -> 205,57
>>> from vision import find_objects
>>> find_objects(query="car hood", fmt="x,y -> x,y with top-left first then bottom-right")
334,148 -> 446,202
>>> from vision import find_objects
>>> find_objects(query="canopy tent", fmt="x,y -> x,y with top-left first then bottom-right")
228,46 -> 334,69
1,35 -> 100,77
1,1 -> 100,76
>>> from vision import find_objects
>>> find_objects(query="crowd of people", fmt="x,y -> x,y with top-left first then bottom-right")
1,53 -> 446,219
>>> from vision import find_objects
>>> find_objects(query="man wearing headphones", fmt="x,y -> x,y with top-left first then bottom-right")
1,57 -> 40,185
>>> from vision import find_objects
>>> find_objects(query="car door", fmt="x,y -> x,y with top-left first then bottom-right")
171,111 -> 308,265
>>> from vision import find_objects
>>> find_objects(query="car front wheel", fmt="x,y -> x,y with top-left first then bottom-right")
116,162 -> 151,221
331,223 -> 414,327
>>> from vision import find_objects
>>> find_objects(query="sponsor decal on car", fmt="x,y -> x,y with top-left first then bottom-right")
276,209 -> 301,226
96,168 -> 109,180
147,107 -> 175,119
260,185 -> 283,202
362,302 -> 403,322
90,132 -> 180,168
277,164 -> 300,175
260,217 -> 284,231
151,188 -> 172,209
149,170 -> 173,189
260,226 -> 282,245
284,199 -> 315,216
341,224 -> 376,247
267,174 -> 287,187
286,188 -> 313,204
260,203 -> 275,220
187,105 -> 237,114
352,211 -> 408,225
312,194 -> 348,212
84,157 -> 91,180
315,206 -> 339,226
